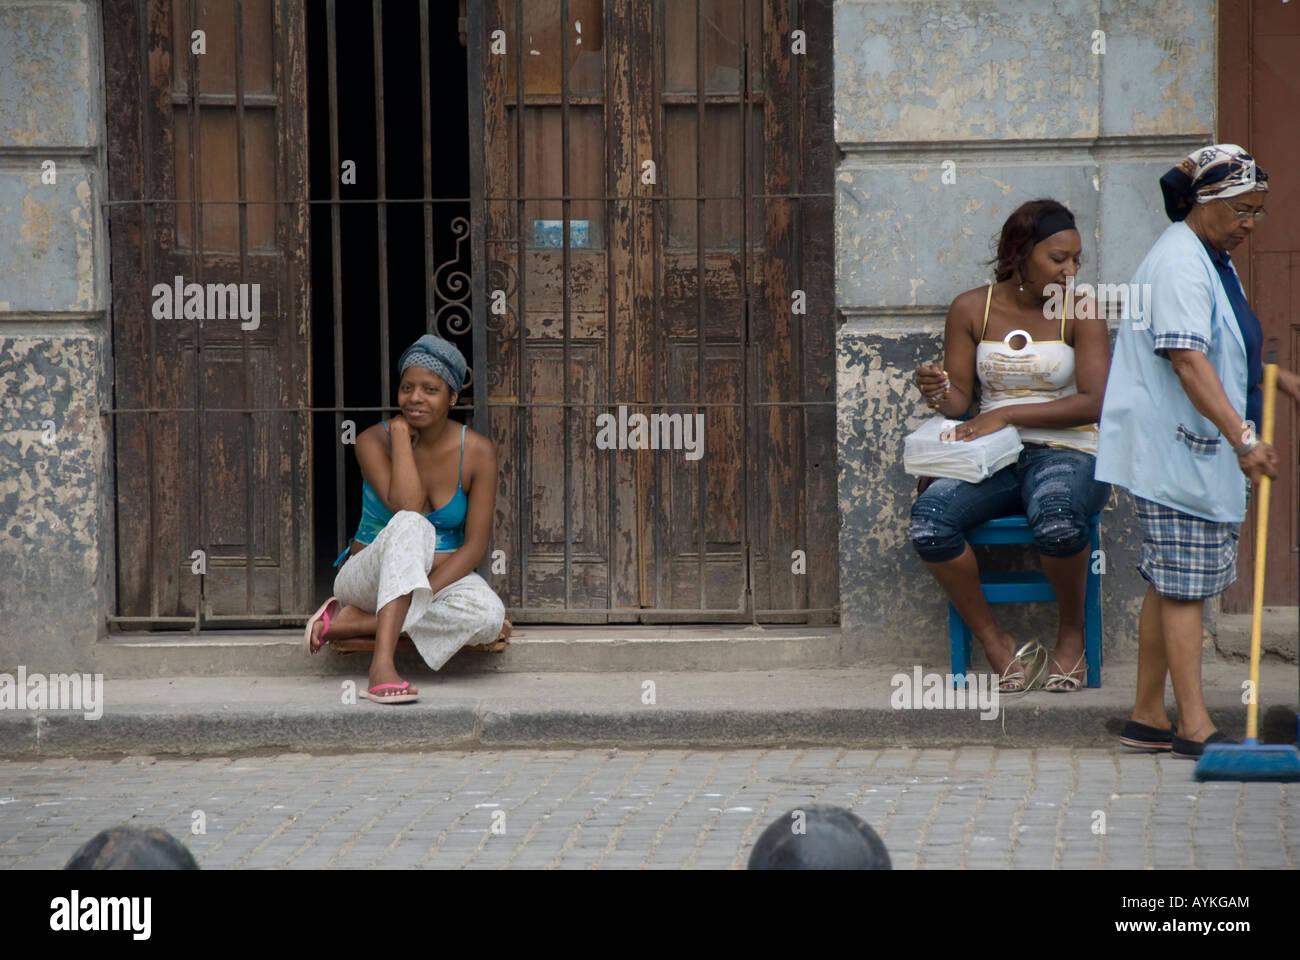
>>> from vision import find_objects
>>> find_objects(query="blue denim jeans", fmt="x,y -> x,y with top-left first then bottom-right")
909,447 -> 1111,563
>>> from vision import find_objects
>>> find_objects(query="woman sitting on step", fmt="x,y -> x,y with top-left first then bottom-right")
910,199 -> 1111,695
303,334 -> 510,704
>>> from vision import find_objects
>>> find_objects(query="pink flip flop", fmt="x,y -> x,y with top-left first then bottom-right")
303,597 -> 340,657
360,681 -> 419,704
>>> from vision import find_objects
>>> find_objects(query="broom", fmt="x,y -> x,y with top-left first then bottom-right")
1196,354 -> 1300,781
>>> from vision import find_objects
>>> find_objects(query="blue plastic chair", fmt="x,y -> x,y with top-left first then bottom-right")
948,514 -> 1102,688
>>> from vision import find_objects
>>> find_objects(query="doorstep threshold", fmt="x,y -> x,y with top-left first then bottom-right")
102,624 -> 839,647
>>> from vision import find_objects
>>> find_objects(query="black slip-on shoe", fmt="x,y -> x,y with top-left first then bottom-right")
1119,720 -> 1174,752
1171,730 -> 1235,759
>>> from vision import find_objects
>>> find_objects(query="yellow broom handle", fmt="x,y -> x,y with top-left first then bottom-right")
1248,362 -> 1277,741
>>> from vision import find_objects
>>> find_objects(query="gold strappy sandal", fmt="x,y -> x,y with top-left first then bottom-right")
1043,654 -> 1086,692
999,639 -> 1048,695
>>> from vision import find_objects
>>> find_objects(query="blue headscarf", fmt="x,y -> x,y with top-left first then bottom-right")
398,334 -> 467,395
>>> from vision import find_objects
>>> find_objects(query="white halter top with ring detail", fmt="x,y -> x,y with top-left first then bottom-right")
974,280 -> 1098,455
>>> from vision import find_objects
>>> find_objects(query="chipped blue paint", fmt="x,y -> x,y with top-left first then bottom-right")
0,336 -> 107,669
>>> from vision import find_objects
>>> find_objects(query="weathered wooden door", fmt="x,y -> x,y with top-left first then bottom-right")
472,0 -> 836,621
105,0 -> 311,624
1220,0 -> 1300,611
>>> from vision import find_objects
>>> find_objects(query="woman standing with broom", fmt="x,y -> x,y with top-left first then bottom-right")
1096,145 -> 1294,758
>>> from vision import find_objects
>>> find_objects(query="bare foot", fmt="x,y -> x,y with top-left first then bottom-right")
1176,721 -> 1218,743
1129,711 -> 1173,732
977,628 -> 1047,692
367,664 -> 418,698
1048,627 -> 1085,680
975,627 -> 1021,676
310,602 -> 370,653
308,599 -> 339,654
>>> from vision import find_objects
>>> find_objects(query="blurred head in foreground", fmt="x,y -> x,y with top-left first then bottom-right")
65,825 -> 199,870
748,805 -> 891,870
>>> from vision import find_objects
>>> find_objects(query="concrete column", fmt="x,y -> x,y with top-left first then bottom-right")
0,1 -> 112,669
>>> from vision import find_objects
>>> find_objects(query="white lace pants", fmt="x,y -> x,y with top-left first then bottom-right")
332,510 -> 506,670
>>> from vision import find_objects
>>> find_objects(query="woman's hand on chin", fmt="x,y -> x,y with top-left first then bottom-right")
389,414 -> 419,445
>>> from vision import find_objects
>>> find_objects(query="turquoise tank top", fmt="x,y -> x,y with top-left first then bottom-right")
333,422 -> 469,567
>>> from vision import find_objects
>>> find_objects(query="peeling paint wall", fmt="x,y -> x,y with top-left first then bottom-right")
834,0 -> 1217,667
0,2 -> 110,670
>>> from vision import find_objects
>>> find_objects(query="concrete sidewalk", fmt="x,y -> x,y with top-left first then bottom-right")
2,660 -> 1296,758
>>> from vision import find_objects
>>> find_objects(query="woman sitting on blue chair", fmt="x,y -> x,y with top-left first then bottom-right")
910,200 -> 1112,693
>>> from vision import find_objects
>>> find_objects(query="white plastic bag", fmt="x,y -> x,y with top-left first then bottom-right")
903,416 -> 1023,484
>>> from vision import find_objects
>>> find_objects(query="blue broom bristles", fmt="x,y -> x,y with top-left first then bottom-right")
1194,739 -> 1300,782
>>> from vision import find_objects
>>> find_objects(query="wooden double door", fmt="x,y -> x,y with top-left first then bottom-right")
473,1 -> 837,621
104,0 -> 838,626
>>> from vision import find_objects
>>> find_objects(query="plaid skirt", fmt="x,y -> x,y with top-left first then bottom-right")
1133,495 -> 1241,600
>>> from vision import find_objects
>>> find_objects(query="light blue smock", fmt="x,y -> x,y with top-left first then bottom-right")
1095,221 -> 1250,523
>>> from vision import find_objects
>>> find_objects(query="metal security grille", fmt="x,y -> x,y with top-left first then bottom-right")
104,0 -> 312,629
102,0 -> 837,633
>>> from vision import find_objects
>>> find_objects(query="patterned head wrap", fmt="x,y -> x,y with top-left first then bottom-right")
1159,144 -> 1268,222
398,334 -> 467,395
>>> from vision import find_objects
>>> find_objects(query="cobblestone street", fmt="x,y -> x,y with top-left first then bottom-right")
2,747 -> 1296,869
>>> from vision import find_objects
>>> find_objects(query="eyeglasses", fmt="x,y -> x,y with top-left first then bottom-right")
1217,199 -> 1268,221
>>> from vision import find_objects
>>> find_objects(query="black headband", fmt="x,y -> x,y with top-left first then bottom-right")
1032,208 -> 1077,243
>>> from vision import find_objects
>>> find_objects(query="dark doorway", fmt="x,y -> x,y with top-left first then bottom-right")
307,1 -> 473,599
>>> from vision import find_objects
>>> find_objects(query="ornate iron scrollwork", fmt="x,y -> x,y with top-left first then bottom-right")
433,215 -> 475,394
